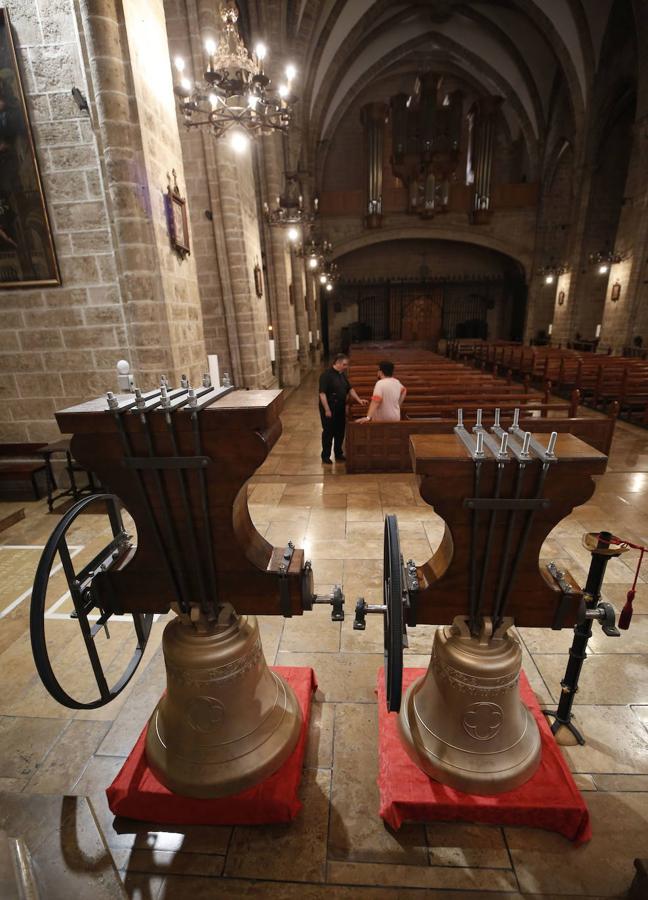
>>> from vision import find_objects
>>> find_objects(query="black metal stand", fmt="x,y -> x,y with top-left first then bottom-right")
543,531 -> 613,744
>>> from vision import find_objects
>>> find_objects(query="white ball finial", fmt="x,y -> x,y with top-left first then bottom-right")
117,359 -> 130,375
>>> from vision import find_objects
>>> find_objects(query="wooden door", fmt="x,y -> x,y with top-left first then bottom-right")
401,288 -> 443,345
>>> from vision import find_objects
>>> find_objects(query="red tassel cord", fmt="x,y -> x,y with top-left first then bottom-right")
595,534 -> 646,630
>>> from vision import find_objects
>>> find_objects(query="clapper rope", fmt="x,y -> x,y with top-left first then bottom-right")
594,533 -> 646,630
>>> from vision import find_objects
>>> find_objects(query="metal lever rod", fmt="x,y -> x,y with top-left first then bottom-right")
455,409 -> 487,460
491,426 -> 532,462
509,427 -> 558,462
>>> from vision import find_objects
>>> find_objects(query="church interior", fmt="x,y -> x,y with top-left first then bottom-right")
1,0 -> 648,897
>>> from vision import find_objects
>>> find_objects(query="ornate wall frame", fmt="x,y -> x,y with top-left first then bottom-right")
165,169 -> 190,259
0,8 -> 60,288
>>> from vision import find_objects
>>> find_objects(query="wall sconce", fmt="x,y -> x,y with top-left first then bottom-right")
611,281 -> 621,302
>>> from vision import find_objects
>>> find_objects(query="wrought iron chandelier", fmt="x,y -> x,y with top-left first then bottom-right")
318,261 -> 339,292
589,249 -> 627,275
298,233 -> 332,271
538,261 -> 568,285
263,173 -> 317,228
172,1 -> 297,147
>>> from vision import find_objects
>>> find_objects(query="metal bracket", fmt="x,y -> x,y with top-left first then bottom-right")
464,497 -> 550,511
123,456 -> 211,470
310,585 -> 345,621
454,423 -> 486,459
278,540 -> 295,617
546,561 -> 573,594
404,559 -> 419,627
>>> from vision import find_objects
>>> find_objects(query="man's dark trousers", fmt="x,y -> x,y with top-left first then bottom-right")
320,406 -> 346,460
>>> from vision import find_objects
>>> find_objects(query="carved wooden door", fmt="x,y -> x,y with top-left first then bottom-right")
401,288 -> 443,345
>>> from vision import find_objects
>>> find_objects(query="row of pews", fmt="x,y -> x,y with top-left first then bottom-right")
467,342 -> 648,425
345,345 -> 618,473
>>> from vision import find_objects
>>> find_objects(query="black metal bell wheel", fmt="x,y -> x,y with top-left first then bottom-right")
30,493 -> 152,709
383,514 -> 404,713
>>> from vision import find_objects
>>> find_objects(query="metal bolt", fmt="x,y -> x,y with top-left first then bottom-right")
494,407 -> 501,428
476,408 -> 483,428
512,408 -> 520,428
522,432 -> 532,455
547,432 -> 558,456
457,408 -> 463,427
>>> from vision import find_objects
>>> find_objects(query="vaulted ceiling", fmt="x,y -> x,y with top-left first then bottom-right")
249,0 -> 622,179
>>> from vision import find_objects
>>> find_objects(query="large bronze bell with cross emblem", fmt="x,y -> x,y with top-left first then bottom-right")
29,378 -> 343,799
398,616 -> 540,794
354,409 -> 609,795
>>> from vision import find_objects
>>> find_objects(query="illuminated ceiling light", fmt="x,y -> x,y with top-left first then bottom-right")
174,56 -> 185,72
325,282 -> 333,292
285,63 -> 297,82
589,248 -> 627,272
172,2 -> 295,142
287,226 -> 300,242
308,256 -> 318,269
319,273 -> 327,284
539,261 -> 567,283
229,130 -> 249,153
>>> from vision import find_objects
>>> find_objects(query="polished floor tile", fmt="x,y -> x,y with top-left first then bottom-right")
1,371 -> 648,897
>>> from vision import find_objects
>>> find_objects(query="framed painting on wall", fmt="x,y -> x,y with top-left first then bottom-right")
0,9 -> 60,288
165,169 -> 190,260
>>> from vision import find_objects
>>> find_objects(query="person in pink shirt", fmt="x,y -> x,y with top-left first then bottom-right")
357,360 -> 407,423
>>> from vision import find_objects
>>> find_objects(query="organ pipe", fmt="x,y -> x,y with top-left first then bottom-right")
361,102 -> 387,228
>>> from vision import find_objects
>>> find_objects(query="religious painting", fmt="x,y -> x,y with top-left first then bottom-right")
165,169 -> 190,259
0,9 -> 60,288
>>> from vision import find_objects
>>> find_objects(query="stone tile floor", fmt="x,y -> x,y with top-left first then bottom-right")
0,373 -> 647,898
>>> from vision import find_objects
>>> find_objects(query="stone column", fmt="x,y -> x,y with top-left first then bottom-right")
165,0 -> 273,387
304,264 -> 321,364
78,0 -> 203,384
165,0 -> 233,378
290,248 -> 310,372
261,134 -> 300,385
600,115 -> 648,352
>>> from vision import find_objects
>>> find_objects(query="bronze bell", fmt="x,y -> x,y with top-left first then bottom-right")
399,616 -> 541,795
146,605 -> 302,798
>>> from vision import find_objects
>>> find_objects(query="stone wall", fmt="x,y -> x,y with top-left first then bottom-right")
121,0 -> 206,381
0,0 -> 208,444
0,0 -> 125,443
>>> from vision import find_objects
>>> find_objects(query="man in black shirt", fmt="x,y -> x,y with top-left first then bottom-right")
318,354 -> 367,464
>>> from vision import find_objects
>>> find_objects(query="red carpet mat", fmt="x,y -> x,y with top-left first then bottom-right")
106,666 -> 316,825
378,667 -> 591,846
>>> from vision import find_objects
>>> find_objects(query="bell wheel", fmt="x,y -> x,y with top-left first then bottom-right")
383,514 -> 404,712
30,493 -> 153,710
